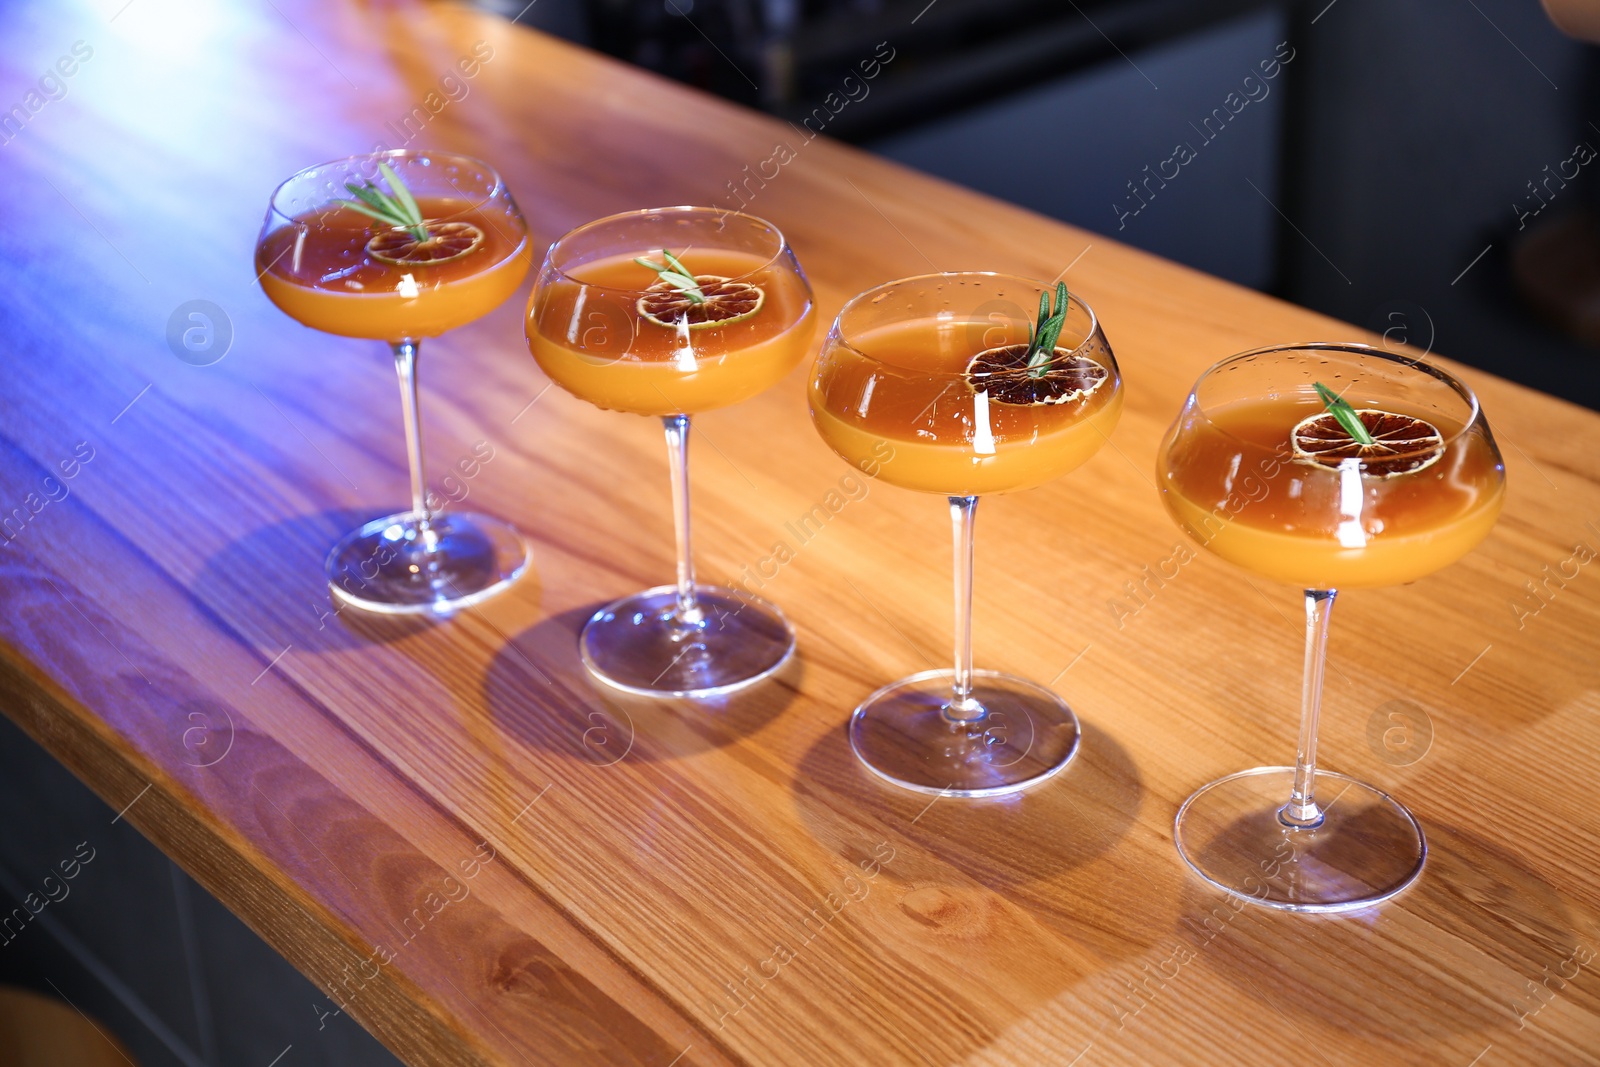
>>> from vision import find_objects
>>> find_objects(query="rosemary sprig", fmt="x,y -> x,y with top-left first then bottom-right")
633,249 -> 705,304
1024,282 -> 1070,379
1313,381 -> 1375,445
335,162 -> 429,242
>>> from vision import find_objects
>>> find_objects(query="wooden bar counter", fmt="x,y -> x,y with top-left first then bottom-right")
1,1 -> 1597,1063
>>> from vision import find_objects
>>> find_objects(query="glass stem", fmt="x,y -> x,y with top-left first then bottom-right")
1281,588 -> 1336,828
663,414 -> 702,624
392,340 -> 432,531
947,495 -> 983,724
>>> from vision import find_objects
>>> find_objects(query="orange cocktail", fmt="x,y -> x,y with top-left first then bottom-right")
810,316 -> 1122,496
1160,395 -> 1504,589
525,207 -> 816,698
257,196 -> 529,341
528,247 -> 814,414
1158,343 -> 1505,914
255,152 -> 532,615
809,272 -> 1122,797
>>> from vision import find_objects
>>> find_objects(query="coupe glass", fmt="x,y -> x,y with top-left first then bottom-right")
526,206 -> 816,697
1158,343 -> 1505,911
810,273 -> 1122,795
256,151 -> 533,614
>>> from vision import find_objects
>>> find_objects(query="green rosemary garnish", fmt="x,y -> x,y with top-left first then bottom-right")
336,162 -> 428,242
1025,282 -> 1071,379
1313,381 -> 1375,445
633,249 -> 705,305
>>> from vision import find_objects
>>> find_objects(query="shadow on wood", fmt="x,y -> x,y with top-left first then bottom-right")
483,605 -> 804,764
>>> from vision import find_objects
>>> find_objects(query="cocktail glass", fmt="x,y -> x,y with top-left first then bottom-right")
1158,343 -> 1505,911
810,273 -> 1122,796
256,150 -> 533,614
526,206 -> 815,697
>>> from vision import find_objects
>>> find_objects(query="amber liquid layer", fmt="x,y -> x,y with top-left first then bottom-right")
810,318 -> 1122,495
257,196 -> 530,341
527,249 -> 815,416
1159,396 -> 1504,588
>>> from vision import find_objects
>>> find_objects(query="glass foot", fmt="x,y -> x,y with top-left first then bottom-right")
580,584 -> 795,698
326,511 -> 530,615
1174,767 -> 1426,913
848,668 -> 1081,797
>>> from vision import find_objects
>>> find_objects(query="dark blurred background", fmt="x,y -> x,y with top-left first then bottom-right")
489,0 -> 1600,411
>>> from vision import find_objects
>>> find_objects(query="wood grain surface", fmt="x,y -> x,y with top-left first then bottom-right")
1,1 -> 1597,1064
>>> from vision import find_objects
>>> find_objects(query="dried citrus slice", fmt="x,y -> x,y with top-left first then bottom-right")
637,275 -> 764,330
965,343 -> 1109,406
365,221 -> 485,266
1290,408 -> 1445,477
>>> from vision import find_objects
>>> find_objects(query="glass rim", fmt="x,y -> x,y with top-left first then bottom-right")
828,271 -> 1102,374
542,205 -> 790,295
1186,341 -> 1485,457
265,149 -> 508,221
